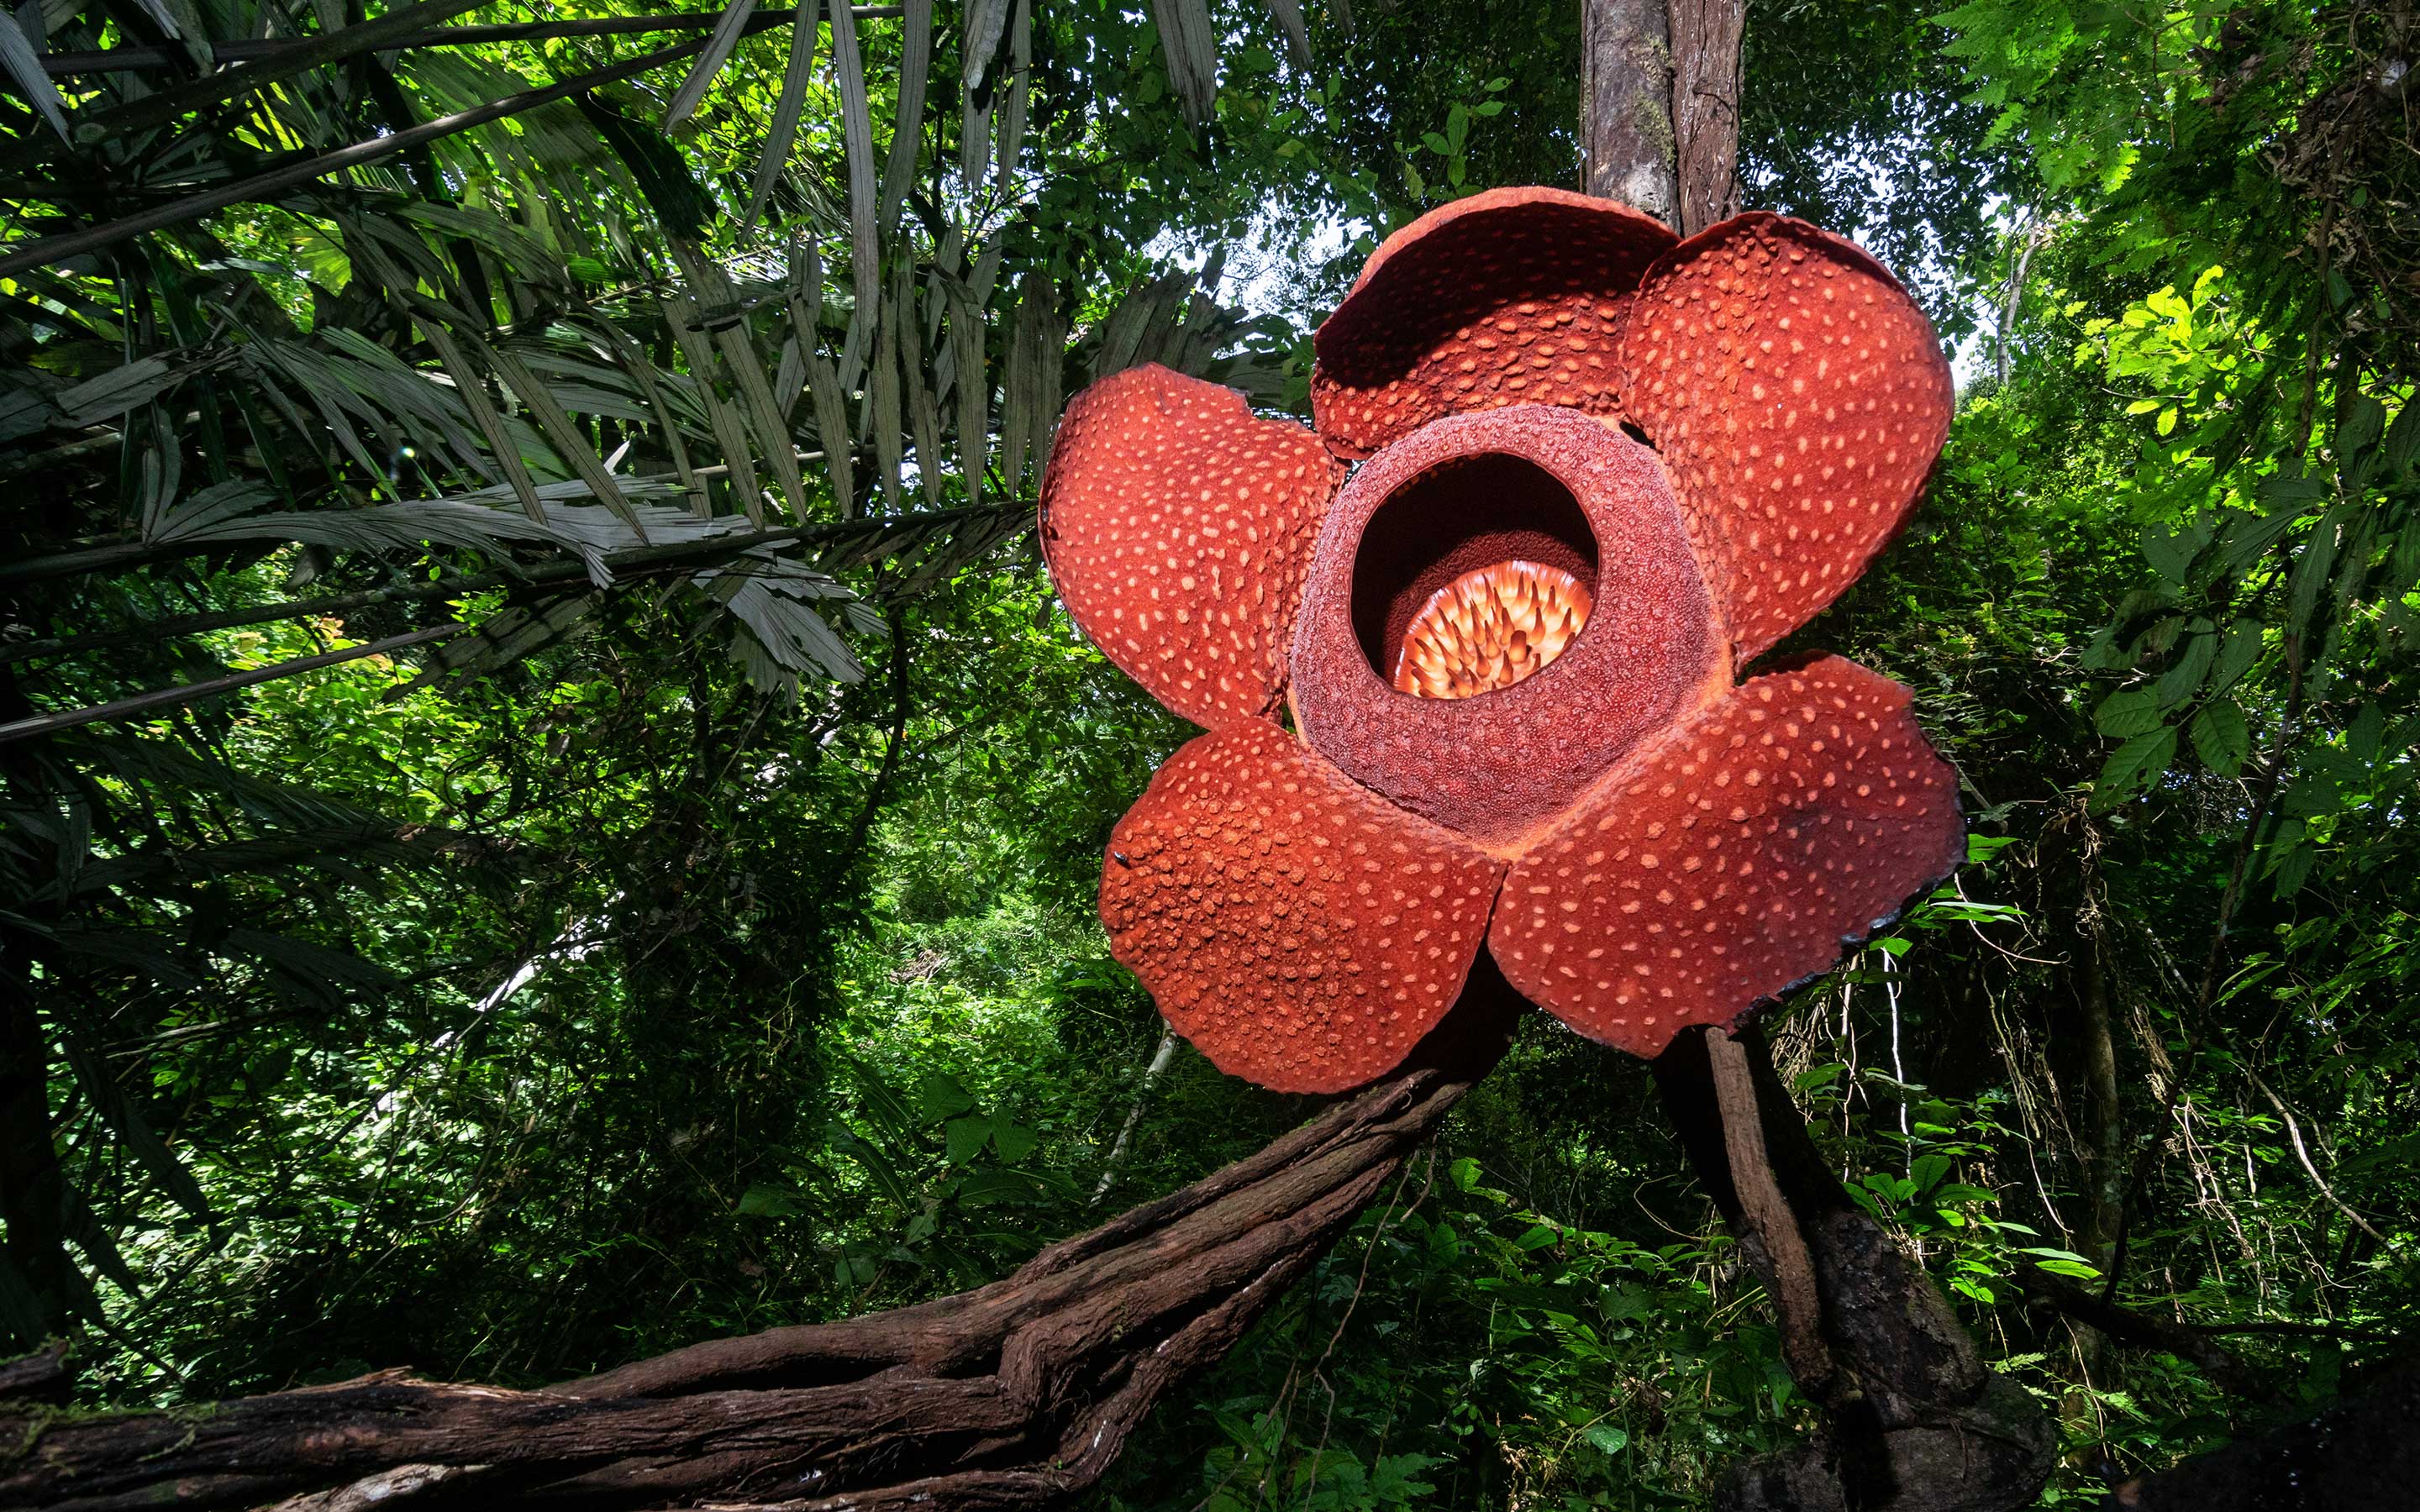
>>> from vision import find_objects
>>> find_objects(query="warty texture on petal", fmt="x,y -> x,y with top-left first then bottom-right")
1041,364 -> 1344,729
1100,721 -> 1505,1093
1489,654 -> 1963,1058
1311,187 -> 1676,459
1618,213 -> 1954,664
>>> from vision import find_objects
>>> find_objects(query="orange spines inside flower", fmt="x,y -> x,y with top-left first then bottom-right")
1392,559 -> 1593,701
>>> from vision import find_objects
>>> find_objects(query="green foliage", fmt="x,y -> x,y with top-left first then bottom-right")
3,1 -> 2417,1507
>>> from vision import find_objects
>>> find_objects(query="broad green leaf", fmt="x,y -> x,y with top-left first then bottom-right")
956,1168 -> 1052,1205
2093,686 -> 2162,738
844,1058 -> 920,1137
736,1183 -> 807,1218
944,1115 -> 992,1164
2217,504 -> 2301,580
2207,618 -> 2262,695
917,1071 -> 976,1121
2335,395 -> 2386,492
2095,726 -> 2176,806
990,1120 -> 1039,1163
2189,700 -> 2250,777
2285,501 -> 2350,646
2154,628 -> 2215,708
834,1131 -> 918,1209
2384,399 -> 2420,479
2349,702 -> 2386,762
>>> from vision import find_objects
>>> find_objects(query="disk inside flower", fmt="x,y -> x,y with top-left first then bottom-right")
1392,559 -> 1592,701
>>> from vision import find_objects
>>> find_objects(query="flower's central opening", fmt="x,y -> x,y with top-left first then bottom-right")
1393,561 -> 1593,699
1349,453 -> 1599,699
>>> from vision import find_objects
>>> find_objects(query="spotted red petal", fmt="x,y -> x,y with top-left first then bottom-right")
1311,187 -> 1676,459
1617,213 -> 1954,664
1101,722 -> 1506,1093
1488,656 -> 1962,1059
1042,364 -> 1345,729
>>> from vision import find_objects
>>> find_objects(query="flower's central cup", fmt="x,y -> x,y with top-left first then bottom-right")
1291,406 -> 1729,853
1348,451 -> 1601,701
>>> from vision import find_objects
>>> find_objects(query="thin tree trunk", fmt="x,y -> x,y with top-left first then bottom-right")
1994,213 -> 2047,384
2077,927 -> 2127,1278
1581,0 -> 1679,221
1667,0 -> 1744,234
1092,1027 -> 1180,1205
1655,1027 -> 2055,1510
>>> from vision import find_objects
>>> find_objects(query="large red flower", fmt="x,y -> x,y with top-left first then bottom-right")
1041,187 -> 1963,1093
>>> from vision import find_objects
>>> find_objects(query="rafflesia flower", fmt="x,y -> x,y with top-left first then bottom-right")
1040,187 -> 1963,1093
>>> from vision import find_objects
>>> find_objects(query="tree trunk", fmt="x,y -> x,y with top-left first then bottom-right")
1667,0 -> 1744,234
0,989 -> 1519,1510
1654,1028 -> 2055,1511
1581,0 -> 1678,222
1581,0 -> 1741,234
2076,924 -> 2127,1279
1579,8 -> 2050,1503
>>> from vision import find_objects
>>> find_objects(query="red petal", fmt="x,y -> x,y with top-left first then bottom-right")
1102,722 -> 1505,1093
1311,187 -> 1676,459
1618,213 -> 1954,663
1042,364 -> 1344,729
1489,656 -> 1961,1059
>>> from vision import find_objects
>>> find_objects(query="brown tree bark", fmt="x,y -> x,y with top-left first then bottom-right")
1654,1028 -> 2055,1511
2076,930 -> 2128,1280
1581,0 -> 1678,222
0,992 -> 1518,1510
1667,0 -> 1744,234
1581,0 -> 1741,234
